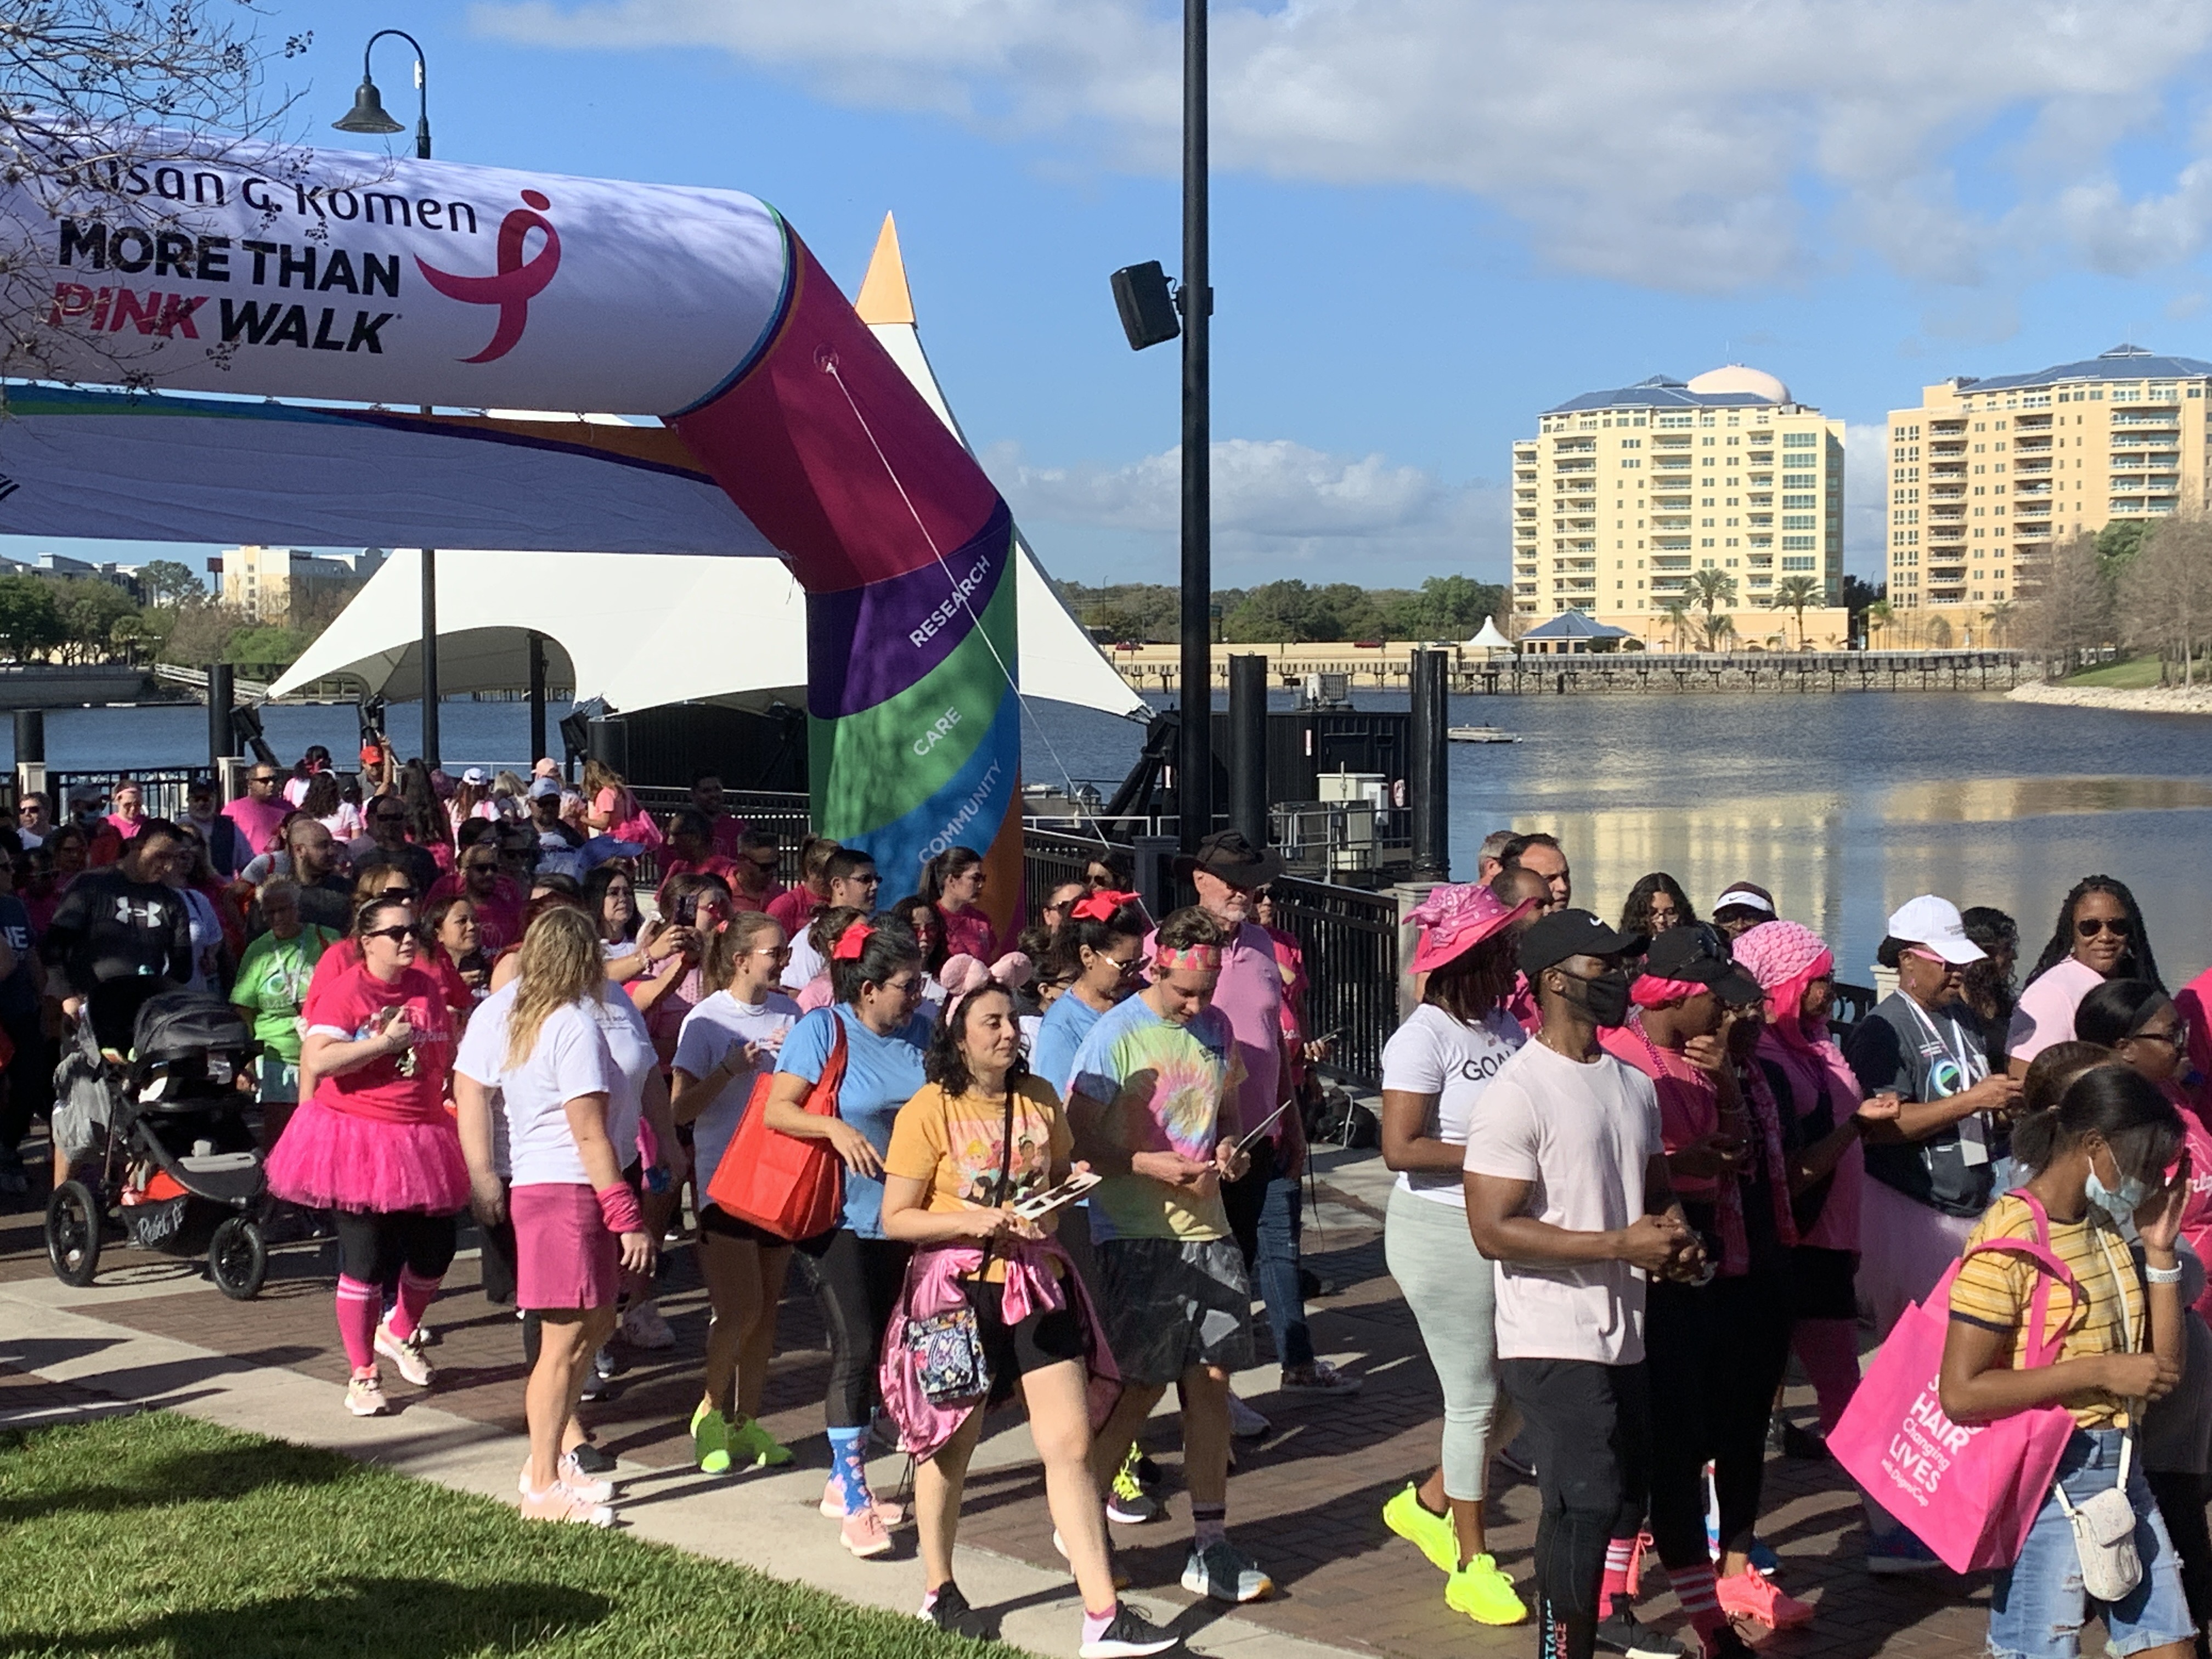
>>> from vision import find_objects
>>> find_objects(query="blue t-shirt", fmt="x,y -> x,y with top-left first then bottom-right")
1031,992 -> 1106,1098
776,1002 -> 934,1239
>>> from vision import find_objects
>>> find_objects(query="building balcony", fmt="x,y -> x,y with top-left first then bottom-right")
1747,452 -> 1773,465
2016,413 -> 2054,428
1652,556 -> 1692,570
1653,516 -> 1692,530
2014,483 -> 2052,497
1653,536 -> 1692,550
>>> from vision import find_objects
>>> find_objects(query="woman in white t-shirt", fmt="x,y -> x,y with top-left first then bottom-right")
1376,881 -> 1536,1627
672,910 -> 802,1476
454,906 -> 653,1527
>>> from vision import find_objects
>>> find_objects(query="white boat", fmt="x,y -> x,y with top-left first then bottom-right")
1448,725 -> 1521,743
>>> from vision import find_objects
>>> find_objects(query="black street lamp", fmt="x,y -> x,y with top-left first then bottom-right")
334,30 -> 442,767
1111,0 -> 1210,853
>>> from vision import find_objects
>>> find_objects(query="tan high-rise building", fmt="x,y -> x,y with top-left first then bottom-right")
1511,366 -> 1849,647
217,545 -> 386,622
1886,345 -> 2212,626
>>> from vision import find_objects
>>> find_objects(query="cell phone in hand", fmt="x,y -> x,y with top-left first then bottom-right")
1234,1098 -> 1297,1154
1009,1171 -> 1101,1221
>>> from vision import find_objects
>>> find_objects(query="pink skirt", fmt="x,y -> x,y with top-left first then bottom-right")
265,1099 -> 469,1215
512,1182 -> 620,1311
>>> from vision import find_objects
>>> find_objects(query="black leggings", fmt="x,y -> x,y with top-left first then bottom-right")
1644,1274 -> 1795,1568
1499,1356 -> 1651,1659
334,1209 -> 458,1286
798,1228 -> 911,1429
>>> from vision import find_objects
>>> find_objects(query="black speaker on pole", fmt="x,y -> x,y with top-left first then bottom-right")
1111,261 -> 1181,351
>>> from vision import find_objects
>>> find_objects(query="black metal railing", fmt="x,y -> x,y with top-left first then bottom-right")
628,786 -> 812,889
1021,828 -> 1121,935
1266,874 -> 1401,1088
37,768 -> 211,824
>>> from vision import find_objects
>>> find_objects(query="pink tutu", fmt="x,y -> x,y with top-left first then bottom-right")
266,1099 -> 469,1215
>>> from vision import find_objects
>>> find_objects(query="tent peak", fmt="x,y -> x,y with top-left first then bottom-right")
855,212 -> 916,327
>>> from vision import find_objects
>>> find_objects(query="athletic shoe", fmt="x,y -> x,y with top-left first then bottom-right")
1497,1437 -> 1537,1481
1594,1606 -> 1697,1659
1746,1539 -> 1782,1577
1181,1540 -> 1273,1604
520,1482 -> 613,1527
730,1417 -> 794,1469
373,1321 -> 435,1388
1133,1454 -> 1165,1489
1080,1603 -> 1182,1657
1864,1530 -> 1944,1576
1700,1627 -> 1758,1659
840,1505 -> 894,1559
1781,1420 -> 1830,1462
567,1441 -> 617,1476
1717,1564 -> 1812,1628
344,1369 -> 389,1418
558,1451 -> 615,1505
1626,1530 -> 1652,1599
821,1478 -> 904,1525
1225,1392 -> 1272,1440
1381,1482 -> 1458,1575
1108,1450 -> 1162,1524
691,1402 -> 732,1475
1279,1359 -> 1362,1396
578,1346 -> 616,1402
918,1582 -> 994,1639
1444,1554 -> 1528,1626
619,1300 -> 675,1350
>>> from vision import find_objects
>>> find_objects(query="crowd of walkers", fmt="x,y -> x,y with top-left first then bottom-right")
12,752 -> 2212,1659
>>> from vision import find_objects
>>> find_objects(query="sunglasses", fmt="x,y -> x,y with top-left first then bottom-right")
2128,1024 -> 2191,1051
2076,917 -> 2130,939
746,855 -> 780,870
376,886 -> 415,902
361,925 -> 414,944
1104,954 -> 1145,977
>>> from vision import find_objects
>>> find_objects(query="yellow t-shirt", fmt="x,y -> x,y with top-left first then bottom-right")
1948,1192 -> 2145,1428
884,1077 -> 1074,1282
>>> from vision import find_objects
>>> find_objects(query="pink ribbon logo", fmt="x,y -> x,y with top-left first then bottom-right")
415,189 -> 561,363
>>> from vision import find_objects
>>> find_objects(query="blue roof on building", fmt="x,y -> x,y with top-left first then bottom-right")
1959,345 -> 2212,393
1522,610 -> 1631,640
1545,375 -> 1779,415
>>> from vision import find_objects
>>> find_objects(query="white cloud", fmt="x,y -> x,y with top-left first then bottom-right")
980,437 -> 1504,578
1844,422 -> 1891,582
473,0 -> 2212,292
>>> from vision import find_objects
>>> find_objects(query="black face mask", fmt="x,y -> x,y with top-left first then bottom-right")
1558,966 -> 1634,1028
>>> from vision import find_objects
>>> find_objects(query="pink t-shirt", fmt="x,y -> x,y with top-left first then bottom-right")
766,888 -> 820,936
223,794 -> 291,858
2008,956 -> 2106,1066
938,904 -> 998,966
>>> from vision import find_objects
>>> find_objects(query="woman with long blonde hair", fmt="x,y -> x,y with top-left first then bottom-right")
455,906 -> 654,1525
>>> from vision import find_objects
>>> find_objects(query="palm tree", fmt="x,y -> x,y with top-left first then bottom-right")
1865,599 -> 1892,650
1700,611 -> 1739,652
1686,568 -> 1738,652
1982,599 -> 2016,648
1657,596 -> 1692,652
1770,574 -> 1821,646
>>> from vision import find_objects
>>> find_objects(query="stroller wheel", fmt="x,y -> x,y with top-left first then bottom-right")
46,1181 -> 103,1287
208,1215 -> 267,1301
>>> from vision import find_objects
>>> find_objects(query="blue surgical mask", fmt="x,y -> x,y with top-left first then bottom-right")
2086,1150 -> 2147,1222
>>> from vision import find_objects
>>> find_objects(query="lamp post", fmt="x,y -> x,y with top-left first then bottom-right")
333,31 -> 442,768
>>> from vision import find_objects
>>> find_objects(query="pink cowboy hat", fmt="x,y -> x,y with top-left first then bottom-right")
1409,883 -> 1536,976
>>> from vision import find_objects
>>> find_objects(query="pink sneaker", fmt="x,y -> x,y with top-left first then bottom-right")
1717,1565 -> 1814,1629
520,1481 -> 613,1527
820,1477 -> 902,1525
840,1505 -> 893,1558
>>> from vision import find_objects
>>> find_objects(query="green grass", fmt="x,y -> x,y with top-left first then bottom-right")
0,1412 -> 997,1658
2061,656 -> 2169,689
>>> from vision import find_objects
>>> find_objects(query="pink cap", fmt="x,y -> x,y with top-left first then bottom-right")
1408,883 -> 1536,976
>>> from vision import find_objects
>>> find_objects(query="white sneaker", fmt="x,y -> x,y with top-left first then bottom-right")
619,1301 -> 675,1350
373,1321 -> 436,1388
344,1369 -> 389,1417
1226,1391 -> 1272,1440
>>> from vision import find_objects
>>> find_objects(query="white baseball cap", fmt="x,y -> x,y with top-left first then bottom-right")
1887,894 -> 1986,965
461,767 -> 489,787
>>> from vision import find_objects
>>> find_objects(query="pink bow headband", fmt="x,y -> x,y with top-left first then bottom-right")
940,951 -> 1035,1000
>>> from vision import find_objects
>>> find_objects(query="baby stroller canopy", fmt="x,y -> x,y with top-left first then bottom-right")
134,990 -> 252,1062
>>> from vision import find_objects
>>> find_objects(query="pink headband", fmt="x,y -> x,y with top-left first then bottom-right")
1630,974 -> 1705,1009
1154,943 -> 1222,973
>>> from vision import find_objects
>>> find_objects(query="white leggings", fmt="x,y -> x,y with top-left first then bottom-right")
1385,1182 -> 1505,1502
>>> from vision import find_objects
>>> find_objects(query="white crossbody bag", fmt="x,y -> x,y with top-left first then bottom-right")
2052,1226 -> 2143,1604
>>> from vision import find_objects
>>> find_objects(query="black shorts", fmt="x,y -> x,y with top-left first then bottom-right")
969,1276 -> 1086,1404
698,1203 -> 787,1246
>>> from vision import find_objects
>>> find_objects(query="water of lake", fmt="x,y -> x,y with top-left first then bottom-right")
13,689 -> 2210,986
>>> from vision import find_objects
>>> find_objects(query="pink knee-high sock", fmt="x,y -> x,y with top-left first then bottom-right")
1792,1318 -> 1860,1435
387,1267 -> 441,1342
335,1276 -> 380,1370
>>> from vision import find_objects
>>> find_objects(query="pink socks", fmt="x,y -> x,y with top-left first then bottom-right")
1671,1561 -> 1728,1643
1600,1534 -> 1638,1607
386,1266 -> 441,1342
335,1276 -> 380,1370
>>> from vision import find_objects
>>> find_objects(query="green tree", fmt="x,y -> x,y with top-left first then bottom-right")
138,559 -> 202,605
1403,574 -> 1508,639
1686,568 -> 1739,647
1770,574 -> 1821,645
1865,599 -> 1893,648
2097,519 -> 2151,565
1225,580 -> 1325,644
225,624 -> 304,676
48,577 -> 137,664
1657,596 -> 1692,652
1699,611 -> 1740,651
0,574 -> 64,660
159,600 -> 242,668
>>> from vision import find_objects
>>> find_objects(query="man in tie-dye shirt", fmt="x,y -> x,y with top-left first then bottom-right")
1068,906 -> 1274,1606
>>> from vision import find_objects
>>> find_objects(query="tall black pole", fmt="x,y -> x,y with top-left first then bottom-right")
1408,648 -> 1449,881
1227,652 -> 1266,848
414,70 -> 439,770
527,630 -> 548,763
1176,0 -> 1211,853
206,663 -> 235,777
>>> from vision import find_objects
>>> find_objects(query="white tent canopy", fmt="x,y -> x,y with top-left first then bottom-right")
1464,618 -> 1513,652
269,213 -> 1144,723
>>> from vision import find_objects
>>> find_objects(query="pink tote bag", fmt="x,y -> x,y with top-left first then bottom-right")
1830,1192 -> 2084,1573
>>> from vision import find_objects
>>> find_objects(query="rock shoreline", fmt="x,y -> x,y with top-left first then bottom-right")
2006,679 -> 2212,715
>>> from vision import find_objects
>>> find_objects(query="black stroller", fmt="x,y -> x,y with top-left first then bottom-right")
44,984 -> 270,1299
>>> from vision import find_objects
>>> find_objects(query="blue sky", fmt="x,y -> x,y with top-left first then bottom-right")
17,0 -> 2212,591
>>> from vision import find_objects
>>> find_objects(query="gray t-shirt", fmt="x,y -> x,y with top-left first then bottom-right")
1847,990 -> 1995,1217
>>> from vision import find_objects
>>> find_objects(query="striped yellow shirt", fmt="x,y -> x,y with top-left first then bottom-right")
1947,1193 -> 2143,1429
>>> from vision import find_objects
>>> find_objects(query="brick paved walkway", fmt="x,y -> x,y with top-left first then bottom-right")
0,1161 -> 2006,1659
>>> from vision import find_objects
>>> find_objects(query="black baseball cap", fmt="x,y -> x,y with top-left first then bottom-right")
1517,909 -> 1643,978
1644,922 -> 1763,1005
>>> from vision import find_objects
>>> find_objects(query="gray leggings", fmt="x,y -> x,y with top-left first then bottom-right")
1385,1182 -> 1506,1502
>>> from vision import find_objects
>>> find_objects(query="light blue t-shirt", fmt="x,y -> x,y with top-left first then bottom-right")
775,1002 -> 934,1239
1031,992 -> 1107,1098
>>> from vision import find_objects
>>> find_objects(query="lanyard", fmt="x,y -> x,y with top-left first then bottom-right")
1900,993 -> 1991,1162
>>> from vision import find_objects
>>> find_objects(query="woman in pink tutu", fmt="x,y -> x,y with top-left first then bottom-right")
270,894 -> 464,1418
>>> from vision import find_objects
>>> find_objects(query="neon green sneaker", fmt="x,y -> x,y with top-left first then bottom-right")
1382,1482 -> 1458,1575
690,1402 -> 732,1475
730,1415 -> 794,1469
1445,1554 -> 1527,1626
1107,1446 -> 1160,1523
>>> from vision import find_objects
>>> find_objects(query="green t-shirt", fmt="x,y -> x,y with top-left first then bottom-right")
231,925 -> 337,1062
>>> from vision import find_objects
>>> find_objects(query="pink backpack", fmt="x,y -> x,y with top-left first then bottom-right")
1829,1190 -> 2085,1572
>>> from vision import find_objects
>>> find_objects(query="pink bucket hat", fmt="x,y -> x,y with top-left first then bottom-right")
1408,883 -> 1536,976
